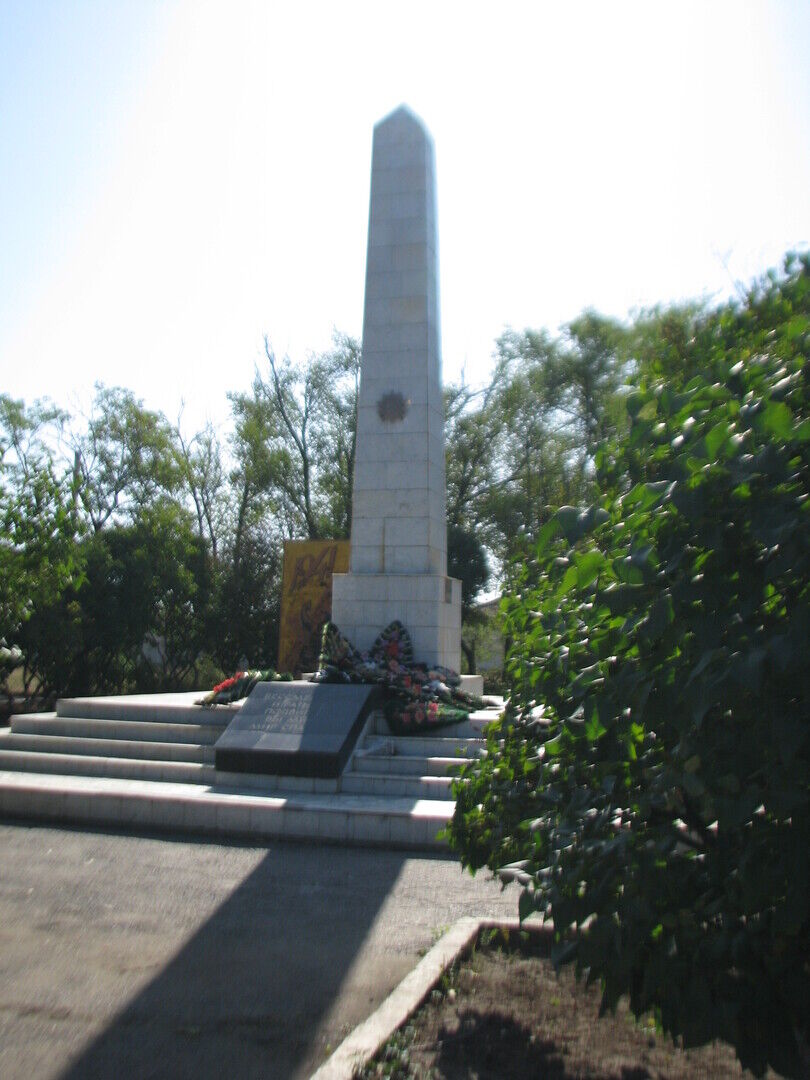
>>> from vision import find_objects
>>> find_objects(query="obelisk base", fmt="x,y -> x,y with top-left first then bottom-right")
331,573 -> 462,673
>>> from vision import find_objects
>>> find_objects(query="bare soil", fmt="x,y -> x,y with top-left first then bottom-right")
358,931 -> 766,1079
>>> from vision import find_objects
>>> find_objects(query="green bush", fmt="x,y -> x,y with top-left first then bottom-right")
448,254 -> 810,1077
22,502 -> 213,695
0,397 -> 80,697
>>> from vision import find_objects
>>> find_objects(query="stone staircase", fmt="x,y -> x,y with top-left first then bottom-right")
0,691 -> 497,850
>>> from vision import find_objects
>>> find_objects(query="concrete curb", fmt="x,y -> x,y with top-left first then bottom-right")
310,916 -> 546,1080
0,771 -> 453,851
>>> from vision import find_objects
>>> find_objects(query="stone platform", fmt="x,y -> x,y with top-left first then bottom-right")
0,687 -> 499,850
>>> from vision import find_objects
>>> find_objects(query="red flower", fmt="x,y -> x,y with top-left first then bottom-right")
212,671 -> 245,694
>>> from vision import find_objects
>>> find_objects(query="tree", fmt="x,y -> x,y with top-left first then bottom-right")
448,253 -> 810,1078
210,525 -> 282,671
23,501 -> 212,696
447,522 -> 490,672
0,396 -> 80,699
235,333 -> 361,540
71,384 -> 182,532
175,417 -> 225,559
444,357 -> 511,539
449,319 -> 628,570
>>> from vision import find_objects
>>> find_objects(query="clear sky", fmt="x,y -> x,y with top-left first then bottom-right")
2,1 -> 809,436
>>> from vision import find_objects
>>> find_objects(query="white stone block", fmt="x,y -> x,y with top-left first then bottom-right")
386,515 -> 430,548
428,378 -> 443,410
373,110 -> 429,147
351,625 -> 376,651
282,809 -> 321,838
350,490 -> 387,520
318,811 -> 350,840
428,547 -> 446,575
428,431 -> 445,466
410,624 -> 439,659
349,516 -> 385,548
249,803 -> 282,835
365,268 -> 429,301
371,164 -> 428,196
368,295 -> 429,327
361,367 -> 431,398
354,577 -> 382,601
351,545 -> 383,573
361,600 -> 389,626
184,800 -> 218,832
356,401 -> 429,436
363,322 -> 428,352
393,242 -> 431,270
384,575 -> 414,602
413,578 -> 436,603
351,812 -> 390,845
216,803 -> 250,833
388,545 -> 431,573
385,460 -> 428,489
360,360 -> 433,392
371,139 -> 428,169
426,385 -> 443,413
428,488 -> 444,520
358,431 -> 425,465
403,600 -> 439,627
429,519 -> 447,552
368,216 -> 427,248
370,190 -> 427,222
152,798 -> 183,829
330,572 -> 353,599
353,459 -> 388,490
389,491 -> 432,519
64,793 -> 94,823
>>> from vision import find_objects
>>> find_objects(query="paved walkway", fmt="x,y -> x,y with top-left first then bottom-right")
0,822 -> 514,1079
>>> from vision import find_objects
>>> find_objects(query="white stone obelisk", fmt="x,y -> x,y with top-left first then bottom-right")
331,105 -> 461,671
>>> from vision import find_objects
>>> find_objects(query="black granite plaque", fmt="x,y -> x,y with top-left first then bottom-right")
214,682 -> 380,777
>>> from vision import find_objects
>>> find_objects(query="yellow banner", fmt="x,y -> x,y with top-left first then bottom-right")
278,539 -> 350,675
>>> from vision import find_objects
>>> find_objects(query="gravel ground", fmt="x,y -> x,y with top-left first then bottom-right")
0,821 -> 513,1079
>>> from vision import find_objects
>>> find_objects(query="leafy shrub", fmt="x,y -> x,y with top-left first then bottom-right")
0,396 -> 80,698
448,254 -> 810,1077
22,502 -> 213,695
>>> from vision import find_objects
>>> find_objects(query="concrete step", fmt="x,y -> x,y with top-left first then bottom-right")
0,771 -> 451,850
55,692 -> 234,724
0,732 -> 214,763
11,714 -> 226,745
341,771 -> 455,799
213,771 -> 339,795
362,733 -> 486,758
369,705 -> 502,741
369,717 -> 489,741
0,749 -> 214,785
0,690 -> 490,851
352,752 -> 469,777
0,748 -> 345,796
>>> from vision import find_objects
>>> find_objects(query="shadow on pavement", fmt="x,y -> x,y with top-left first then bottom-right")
59,839 -> 411,1080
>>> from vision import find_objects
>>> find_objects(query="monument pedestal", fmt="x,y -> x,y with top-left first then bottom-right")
332,572 -> 461,673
